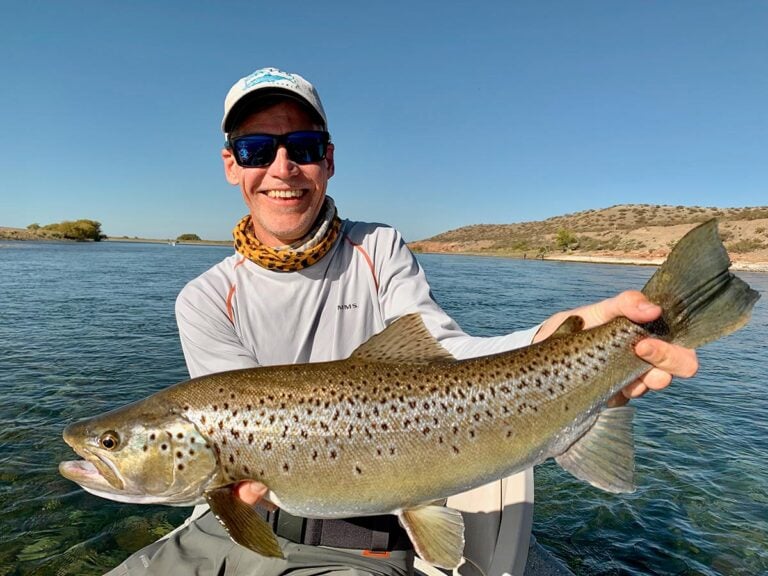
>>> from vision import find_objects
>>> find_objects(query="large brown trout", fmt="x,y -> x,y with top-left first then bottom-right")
60,220 -> 759,568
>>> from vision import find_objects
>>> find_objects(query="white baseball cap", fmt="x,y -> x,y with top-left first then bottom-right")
222,67 -> 327,135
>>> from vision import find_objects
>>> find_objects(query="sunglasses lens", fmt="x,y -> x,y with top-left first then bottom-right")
285,132 -> 328,164
233,136 -> 277,167
230,131 -> 329,167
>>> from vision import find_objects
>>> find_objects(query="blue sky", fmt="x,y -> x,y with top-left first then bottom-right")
1,1 -> 766,242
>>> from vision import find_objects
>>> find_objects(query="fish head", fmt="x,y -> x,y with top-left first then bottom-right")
59,399 -> 218,505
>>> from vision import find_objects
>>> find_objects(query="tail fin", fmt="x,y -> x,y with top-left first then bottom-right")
641,219 -> 760,348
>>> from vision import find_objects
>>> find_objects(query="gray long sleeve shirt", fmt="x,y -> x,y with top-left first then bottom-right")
176,220 -> 539,377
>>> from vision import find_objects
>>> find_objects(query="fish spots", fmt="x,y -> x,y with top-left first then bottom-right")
354,465 -> 363,475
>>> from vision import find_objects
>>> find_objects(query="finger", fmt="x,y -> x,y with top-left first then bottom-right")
635,339 -> 699,379
578,291 -> 661,329
234,481 -> 269,506
619,379 -> 650,399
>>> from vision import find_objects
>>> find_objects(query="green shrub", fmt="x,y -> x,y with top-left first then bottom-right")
42,219 -> 103,241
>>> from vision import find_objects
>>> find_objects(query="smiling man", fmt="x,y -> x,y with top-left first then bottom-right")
104,67 -> 697,576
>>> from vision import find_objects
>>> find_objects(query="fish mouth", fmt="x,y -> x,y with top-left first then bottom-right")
58,459 -> 151,503
59,459 -> 111,487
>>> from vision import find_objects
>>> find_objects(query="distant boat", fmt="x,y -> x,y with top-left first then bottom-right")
168,241 -> 177,246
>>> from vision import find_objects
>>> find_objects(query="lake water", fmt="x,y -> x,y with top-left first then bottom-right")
0,241 -> 765,575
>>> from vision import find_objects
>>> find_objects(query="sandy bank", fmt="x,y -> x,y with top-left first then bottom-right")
544,253 -> 768,273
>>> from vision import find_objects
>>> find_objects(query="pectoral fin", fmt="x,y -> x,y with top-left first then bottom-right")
555,406 -> 636,493
204,486 -> 283,558
398,505 -> 465,569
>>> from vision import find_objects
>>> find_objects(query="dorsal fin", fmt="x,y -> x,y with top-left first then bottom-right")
349,313 -> 455,364
550,315 -> 585,338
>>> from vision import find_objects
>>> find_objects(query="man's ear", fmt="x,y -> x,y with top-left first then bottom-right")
325,143 -> 335,179
222,148 -> 241,185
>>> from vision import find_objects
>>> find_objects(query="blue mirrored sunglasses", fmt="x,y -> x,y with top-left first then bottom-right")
228,130 -> 330,168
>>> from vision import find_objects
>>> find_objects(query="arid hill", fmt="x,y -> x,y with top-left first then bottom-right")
408,205 -> 768,271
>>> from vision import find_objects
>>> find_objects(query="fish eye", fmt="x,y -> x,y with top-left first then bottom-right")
99,431 -> 120,450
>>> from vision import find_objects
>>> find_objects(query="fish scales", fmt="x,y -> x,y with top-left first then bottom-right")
60,220 -> 760,569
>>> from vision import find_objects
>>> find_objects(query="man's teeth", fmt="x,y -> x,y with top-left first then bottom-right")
266,190 -> 305,199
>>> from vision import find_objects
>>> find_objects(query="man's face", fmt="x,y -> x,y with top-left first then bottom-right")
222,100 -> 335,247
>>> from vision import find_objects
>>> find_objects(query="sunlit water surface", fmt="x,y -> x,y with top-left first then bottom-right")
0,241 -> 765,575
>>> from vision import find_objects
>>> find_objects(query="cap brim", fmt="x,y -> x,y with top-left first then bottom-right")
223,88 -> 326,134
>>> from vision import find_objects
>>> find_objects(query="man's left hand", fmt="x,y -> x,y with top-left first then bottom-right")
534,290 -> 699,404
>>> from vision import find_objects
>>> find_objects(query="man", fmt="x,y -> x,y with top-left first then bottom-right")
107,67 -> 697,576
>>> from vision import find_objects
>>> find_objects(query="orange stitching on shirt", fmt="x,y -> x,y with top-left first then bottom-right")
345,236 -> 379,292
226,284 -> 236,324
225,258 -> 246,325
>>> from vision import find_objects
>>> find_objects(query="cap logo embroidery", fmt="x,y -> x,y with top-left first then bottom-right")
242,69 -> 296,90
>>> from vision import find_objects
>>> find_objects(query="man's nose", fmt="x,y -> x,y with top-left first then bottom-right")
267,146 -> 298,177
